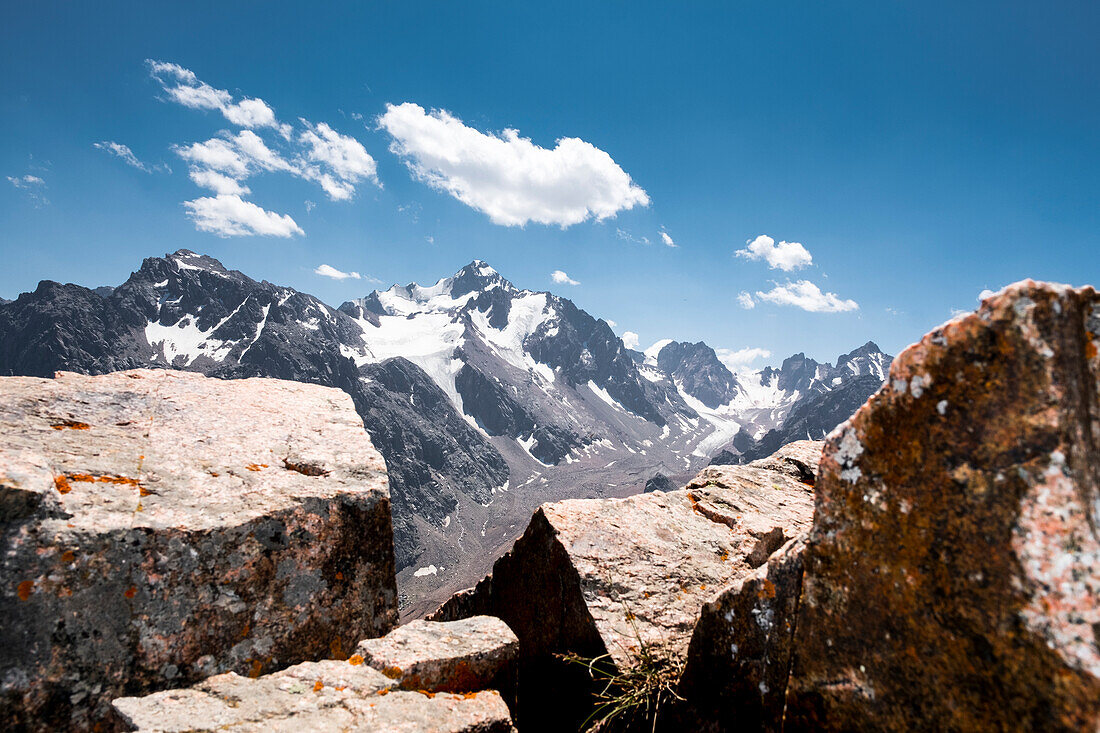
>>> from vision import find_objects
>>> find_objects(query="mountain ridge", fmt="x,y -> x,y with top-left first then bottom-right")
0,249 -> 892,616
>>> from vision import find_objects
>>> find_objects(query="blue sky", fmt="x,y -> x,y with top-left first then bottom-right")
3,1 -> 1097,367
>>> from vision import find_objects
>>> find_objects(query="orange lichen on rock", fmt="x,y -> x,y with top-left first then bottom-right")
248,660 -> 264,679
245,463 -> 268,472
312,680 -> 323,692
50,419 -> 90,430
60,550 -> 76,564
382,666 -> 403,679
123,586 -> 137,599
17,580 -> 34,601
348,654 -> 364,666
53,475 -> 72,494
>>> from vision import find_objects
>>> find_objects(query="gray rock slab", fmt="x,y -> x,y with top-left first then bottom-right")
0,369 -> 397,730
357,617 -> 518,701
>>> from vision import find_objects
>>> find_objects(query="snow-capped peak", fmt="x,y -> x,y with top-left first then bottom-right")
643,338 -> 674,366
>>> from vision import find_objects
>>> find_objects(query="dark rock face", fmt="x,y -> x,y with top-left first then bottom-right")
525,298 -> 667,426
655,341 -> 741,409
454,363 -> 535,439
356,358 -> 509,568
0,370 -> 396,731
786,282 -> 1100,731
679,538 -> 805,732
644,472 -> 674,493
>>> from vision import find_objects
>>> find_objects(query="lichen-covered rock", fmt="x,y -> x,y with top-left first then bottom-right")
0,369 -> 397,731
786,282 -> 1100,730
357,617 -> 517,707
432,446 -> 815,731
678,538 -> 805,732
112,621 -> 516,732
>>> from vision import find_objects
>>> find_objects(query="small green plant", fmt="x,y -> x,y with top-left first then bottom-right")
559,645 -> 684,732
558,581 -> 684,732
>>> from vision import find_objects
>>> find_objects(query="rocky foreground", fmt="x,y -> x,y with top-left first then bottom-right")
1,280 -> 1097,731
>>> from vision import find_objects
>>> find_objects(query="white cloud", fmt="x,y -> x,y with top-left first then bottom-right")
94,141 -> 154,172
297,121 -> 378,200
183,194 -> 304,238
736,235 -> 813,271
605,319 -> 617,328
621,331 -> 640,350
6,174 -> 44,188
755,280 -> 858,313
148,59 -> 287,135
737,291 -> 755,309
378,102 -> 649,227
659,229 -> 677,247
550,270 -> 579,286
715,347 -> 772,369
304,200 -> 316,212
174,136 -> 251,178
189,168 -> 250,195
149,59 -> 381,235
314,264 -> 361,280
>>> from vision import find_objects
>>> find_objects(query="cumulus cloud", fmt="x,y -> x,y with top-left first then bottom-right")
550,270 -> 579,286
314,264 -> 361,280
621,331 -> 640,350
297,121 -> 378,200
148,59 -> 289,136
715,347 -> 772,369
755,280 -> 858,313
183,194 -> 304,238
94,141 -> 155,172
659,229 -> 677,247
378,102 -> 649,227
737,291 -> 755,309
189,168 -> 250,196
148,60 -> 380,235
736,235 -> 813,271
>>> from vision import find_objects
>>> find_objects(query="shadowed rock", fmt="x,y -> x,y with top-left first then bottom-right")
0,369 -> 397,730
431,444 -> 815,731
678,538 -> 805,732
786,281 -> 1100,730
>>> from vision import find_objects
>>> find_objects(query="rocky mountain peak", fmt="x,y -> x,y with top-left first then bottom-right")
655,341 -> 742,409
449,260 -> 513,298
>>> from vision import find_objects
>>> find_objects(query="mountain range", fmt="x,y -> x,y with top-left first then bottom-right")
0,250 -> 891,616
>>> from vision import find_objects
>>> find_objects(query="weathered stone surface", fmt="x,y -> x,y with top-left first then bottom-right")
0,369 -> 397,730
113,621 -> 516,732
114,666 -> 513,732
786,282 -> 1100,730
678,538 -> 805,732
357,617 -> 517,703
432,445 -> 815,731
743,439 -> 822,484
